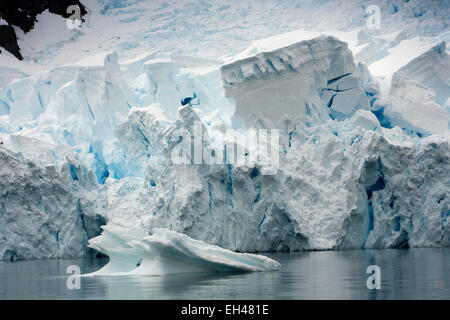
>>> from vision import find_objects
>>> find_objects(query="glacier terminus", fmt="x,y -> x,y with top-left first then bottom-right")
0,1 -> 449,278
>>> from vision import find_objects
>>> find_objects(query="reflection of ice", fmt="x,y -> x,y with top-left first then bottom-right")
85,272 -> 275,299
75,248 -> 450,299
85,225 -> 281,277
1,248 -> 448,299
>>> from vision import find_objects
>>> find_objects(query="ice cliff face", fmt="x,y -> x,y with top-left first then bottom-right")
396,41 -> 449,107
0,147 -> 105,260
0,33 -> 449,260
222,36 -> 370,127
386,72 -> 449,135
100,95 -> 449,252
380,42 -> 450,136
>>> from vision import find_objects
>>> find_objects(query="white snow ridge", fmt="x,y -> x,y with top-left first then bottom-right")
0,1 -> 449,268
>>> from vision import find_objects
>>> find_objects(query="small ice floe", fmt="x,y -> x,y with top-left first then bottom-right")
84,225 -> 281,276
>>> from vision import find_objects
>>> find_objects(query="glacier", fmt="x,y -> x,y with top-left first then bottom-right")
0,0 -> 449,262
0,147 -> 105,260
221,36 -> 370,127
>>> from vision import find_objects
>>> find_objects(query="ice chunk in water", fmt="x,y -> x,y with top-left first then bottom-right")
86,225 -> 281,276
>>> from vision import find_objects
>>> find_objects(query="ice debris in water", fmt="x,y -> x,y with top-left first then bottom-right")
85,225 -> 281,276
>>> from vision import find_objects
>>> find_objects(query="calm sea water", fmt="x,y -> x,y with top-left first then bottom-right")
0,248 -> 449,299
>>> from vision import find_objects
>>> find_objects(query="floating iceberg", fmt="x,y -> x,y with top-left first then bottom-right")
86,225 -> 281,276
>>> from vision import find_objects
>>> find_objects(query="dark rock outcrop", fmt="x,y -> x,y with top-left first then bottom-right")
0,0 -> 87,60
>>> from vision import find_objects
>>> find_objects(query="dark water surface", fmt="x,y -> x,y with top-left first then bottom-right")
0,248 -> 449,299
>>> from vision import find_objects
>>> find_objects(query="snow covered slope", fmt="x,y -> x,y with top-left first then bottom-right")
0,0 -> 449,261
1,1 -> 449,83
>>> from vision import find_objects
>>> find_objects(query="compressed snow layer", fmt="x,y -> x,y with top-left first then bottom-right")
396,42 -> 450,106
86,225 -> 281,276
386,73 -> 449,135
221,36 -> 370,127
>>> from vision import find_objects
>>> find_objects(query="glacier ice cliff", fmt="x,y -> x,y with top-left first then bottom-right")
381,42 -> 450,135
0,147 -> 105,260
396,41 -> 449,107
0,34 -> 449,261
221,36 -> 370,127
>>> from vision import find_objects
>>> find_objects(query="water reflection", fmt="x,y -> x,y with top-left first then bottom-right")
0,248 -> 448,299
